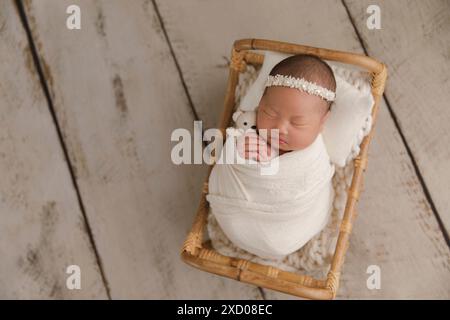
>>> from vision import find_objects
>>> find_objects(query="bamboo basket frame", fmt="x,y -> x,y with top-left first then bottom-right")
180,38 -> 387,300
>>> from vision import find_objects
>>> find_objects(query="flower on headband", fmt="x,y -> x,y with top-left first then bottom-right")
265,74 -> 336,102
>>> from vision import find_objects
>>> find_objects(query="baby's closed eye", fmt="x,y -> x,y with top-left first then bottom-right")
291,122 -> 309,127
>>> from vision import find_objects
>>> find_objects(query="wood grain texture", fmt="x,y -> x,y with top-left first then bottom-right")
156,0 -> 450,298
0,0 -> 107,299
22,0 -> 263,298
345,0 -> 450,235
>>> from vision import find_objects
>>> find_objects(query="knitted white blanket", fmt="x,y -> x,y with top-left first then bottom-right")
206,133 -> 335,260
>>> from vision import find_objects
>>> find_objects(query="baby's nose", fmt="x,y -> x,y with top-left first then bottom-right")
276,126 -> 289,135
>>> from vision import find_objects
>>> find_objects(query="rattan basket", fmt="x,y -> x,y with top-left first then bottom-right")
180,38 -> 387,300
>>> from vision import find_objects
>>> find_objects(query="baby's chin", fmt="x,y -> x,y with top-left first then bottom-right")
270,139 -> 305,153
277,144 -> 293,154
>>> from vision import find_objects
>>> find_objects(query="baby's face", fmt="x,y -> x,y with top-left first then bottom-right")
256,86 -> 330,152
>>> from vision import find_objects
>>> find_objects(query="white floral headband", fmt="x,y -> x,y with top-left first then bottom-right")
265,74 -> 336,102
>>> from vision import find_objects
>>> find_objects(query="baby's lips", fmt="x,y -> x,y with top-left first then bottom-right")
279,137 -> 288,144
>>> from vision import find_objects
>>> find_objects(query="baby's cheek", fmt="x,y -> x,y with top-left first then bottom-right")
291,132 -> 316,150
256,114 -> 265,131
256,120 -> 271,139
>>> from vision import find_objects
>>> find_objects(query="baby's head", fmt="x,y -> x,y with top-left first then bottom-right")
256,54 -> 336,153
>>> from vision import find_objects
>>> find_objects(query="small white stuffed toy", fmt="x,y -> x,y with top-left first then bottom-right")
232,109 -> 257,132
225,108 -> 257,138
227,108 -> 275,162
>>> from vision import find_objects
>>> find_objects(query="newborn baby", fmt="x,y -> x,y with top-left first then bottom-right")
207,54 -> 336,260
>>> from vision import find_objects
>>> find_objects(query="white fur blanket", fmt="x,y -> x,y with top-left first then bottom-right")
206,133 -> 335,260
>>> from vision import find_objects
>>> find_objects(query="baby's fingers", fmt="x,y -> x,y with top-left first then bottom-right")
244,142 -> 264,152
244,151 -> 259,160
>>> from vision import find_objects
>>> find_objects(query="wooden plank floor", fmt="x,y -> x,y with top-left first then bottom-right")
0,0 -> 107,299
1,0 -> 449,299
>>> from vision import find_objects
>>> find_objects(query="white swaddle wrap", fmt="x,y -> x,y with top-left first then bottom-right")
206,133 -> 335,260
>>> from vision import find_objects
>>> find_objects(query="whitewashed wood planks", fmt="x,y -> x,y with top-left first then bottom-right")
345,0 -> 450,235
337,99 -> 450,299
22,0 -> 263,298
0,0 -> 107,299
156,0 -> 450,298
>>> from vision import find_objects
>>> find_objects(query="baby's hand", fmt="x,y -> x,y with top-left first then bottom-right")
236,131 -> 276,162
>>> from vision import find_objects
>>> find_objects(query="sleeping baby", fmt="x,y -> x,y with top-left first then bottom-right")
206,54 -> 337,260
